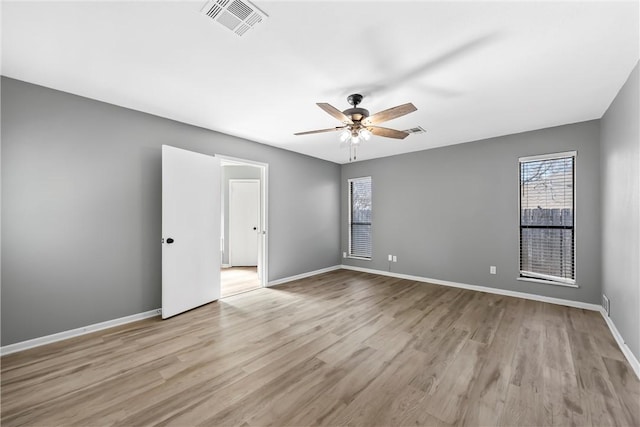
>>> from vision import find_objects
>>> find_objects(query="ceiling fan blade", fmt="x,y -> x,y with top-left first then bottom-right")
364,103 -> 417,126
317,103 -> 353,124
294,126 -> 345,136
369,126 -> 410,140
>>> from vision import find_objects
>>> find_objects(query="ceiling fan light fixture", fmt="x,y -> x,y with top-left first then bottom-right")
339,129 -> 351,142
359,128 -> 372,141
350,134 -> 361,145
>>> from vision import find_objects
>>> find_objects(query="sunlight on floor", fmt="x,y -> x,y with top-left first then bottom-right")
221,266 -> 260,298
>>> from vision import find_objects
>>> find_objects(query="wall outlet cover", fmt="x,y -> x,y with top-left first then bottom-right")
490,266 -> 497,274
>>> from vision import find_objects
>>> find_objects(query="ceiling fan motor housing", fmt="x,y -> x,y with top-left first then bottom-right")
342,107 -> 369,123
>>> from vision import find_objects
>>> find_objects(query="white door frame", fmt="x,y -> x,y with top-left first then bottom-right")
228,179 -> 260,267
217,155 -> 268,288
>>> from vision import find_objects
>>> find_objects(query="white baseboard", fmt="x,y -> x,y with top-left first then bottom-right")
268,265 -> 341,287
340,265 -> 602,311
600,309 -> 640,380
222,264 -> 231,268
1,309 -> 161,356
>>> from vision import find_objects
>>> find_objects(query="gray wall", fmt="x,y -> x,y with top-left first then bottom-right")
1,77 -> 341,346
342,120 -> 602,304
601,61 -> 639,361
221,165 -> 261,266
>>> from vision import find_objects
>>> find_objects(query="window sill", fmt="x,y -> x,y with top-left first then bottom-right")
345,256 -> 372,261
517,277 -> 578,288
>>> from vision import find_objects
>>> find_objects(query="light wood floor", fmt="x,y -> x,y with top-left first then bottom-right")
1,270 -> 638,426
221,266 -> 260,298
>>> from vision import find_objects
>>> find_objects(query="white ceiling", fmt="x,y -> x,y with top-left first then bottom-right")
2,1 -> 638,164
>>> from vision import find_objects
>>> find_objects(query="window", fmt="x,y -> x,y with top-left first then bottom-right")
519,152 -> 576,286
348,176 -> 372,259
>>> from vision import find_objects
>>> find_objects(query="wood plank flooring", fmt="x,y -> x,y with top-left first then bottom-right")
2,269 -> 638,426
221,266 -> 260,298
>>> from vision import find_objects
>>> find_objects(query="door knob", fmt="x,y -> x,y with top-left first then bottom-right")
166,238 -> 175,244
253,227 -> 257,230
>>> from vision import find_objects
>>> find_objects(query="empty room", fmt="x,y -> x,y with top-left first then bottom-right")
1,1 -> 639,426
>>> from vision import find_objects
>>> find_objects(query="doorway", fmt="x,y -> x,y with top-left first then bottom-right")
219,156 -> 268,298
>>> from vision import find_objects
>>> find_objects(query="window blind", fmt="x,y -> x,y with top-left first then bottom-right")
349,177 -> 372,258
519,153 -> 575,285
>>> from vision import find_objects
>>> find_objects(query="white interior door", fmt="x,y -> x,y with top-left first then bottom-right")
229,180 -> 260,266
162,145 -> 221,319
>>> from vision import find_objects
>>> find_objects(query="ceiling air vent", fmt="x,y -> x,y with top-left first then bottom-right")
201,0 -> 268,37
404,126 -> 427,135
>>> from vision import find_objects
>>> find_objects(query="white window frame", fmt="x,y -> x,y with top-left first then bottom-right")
348,176 -> 372,260
518,151 -> 577,288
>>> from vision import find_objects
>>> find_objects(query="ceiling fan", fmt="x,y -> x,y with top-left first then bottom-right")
294,94 -> 418,160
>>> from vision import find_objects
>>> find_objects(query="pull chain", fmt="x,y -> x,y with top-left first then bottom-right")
348,144 -> 358,162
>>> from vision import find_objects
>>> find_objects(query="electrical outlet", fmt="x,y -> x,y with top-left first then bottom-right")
343,252 -> 347,258
602,294 -> 610,316
388,254 -> 393,261
490,266 -> 496,275
393,255 -> 397,262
